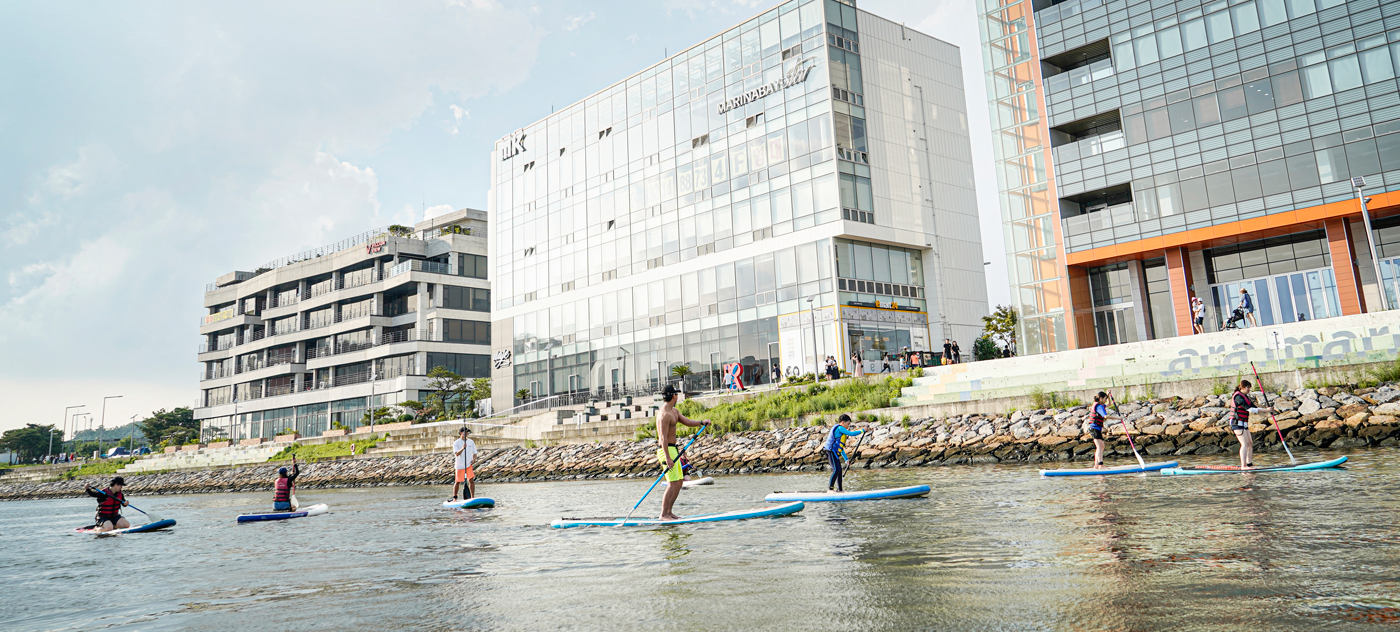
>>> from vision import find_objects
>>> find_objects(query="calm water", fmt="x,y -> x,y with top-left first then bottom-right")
5,448 -> 1400,631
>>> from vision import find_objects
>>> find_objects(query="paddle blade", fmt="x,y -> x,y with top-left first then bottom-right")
291,494 -> 300,511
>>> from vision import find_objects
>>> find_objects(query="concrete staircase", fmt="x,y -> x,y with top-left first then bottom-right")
0,463 -> 79,483
119,444 -> 284,474
363,422 -> 525,457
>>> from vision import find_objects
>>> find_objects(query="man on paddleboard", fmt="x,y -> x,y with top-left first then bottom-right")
822,414 -> 863,492
84,477 -> 130,533
1089,392 -> 1119,469
273,457 -> 299,511
1231,380 -> 1270,467
451,426 -> 478,502
657,385 -> 709,520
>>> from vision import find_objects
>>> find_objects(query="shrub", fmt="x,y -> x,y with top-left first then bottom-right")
973,336 -> 999,361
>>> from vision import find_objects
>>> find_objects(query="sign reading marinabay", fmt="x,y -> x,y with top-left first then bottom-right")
716,59 -> 815,115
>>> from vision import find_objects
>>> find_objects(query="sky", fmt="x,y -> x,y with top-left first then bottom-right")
0,0 -> 1008,435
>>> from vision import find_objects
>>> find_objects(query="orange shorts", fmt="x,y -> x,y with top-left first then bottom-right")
455,466 -> 475,482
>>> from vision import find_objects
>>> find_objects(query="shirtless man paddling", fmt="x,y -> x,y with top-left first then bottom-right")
655,385 -> 709,520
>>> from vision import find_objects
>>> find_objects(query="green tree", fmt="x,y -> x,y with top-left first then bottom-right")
669,364 -> 693,377
361,407 -> 396,425
0,424 -> 60,462
981,304 -> 1018,353
424,366 -> 472,421
973,336 -> 999,362
516,389 -> 532,404
466,378 -> 493,417
397,400 -> 426,421
136,408 -> 199,449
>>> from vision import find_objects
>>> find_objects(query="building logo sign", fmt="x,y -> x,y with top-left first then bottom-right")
717,58 -> 815,115
365,240 -> 387,254
499,132 -> 527,161
492,349 -> 513,369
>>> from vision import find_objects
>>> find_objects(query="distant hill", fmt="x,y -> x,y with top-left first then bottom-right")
70,421 -> 145,443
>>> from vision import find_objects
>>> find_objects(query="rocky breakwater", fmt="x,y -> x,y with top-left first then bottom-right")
4,384 -> 1398,501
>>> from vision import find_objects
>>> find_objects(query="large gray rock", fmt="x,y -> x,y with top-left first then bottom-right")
1298,399 -> 1322,416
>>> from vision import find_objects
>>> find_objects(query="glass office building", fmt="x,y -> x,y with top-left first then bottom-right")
489,0 -> 988,410
981,0 -> 1400,354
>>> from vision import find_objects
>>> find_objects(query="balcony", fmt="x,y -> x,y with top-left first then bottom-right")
1045,58 -> 1114,94
1035,0 -> 1105,27
389,260 -> 450,277
202,308 -> 237,326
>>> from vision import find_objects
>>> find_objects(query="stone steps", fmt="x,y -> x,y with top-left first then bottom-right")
0,464 -> 79,483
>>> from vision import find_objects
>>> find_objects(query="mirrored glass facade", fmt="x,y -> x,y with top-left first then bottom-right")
490,0 -> 988,409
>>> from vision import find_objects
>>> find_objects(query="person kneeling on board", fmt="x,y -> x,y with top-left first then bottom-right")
656,385 -> 709,520
822,414 -> 864,492
1089,392 -> 1120,470
451,426 -> 478,502
273,457 -> 299,511
84,477 -> 130,533
1231,380 -> 1270,467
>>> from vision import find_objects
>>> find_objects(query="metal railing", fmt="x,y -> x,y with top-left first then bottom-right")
389,260 -> 451,277
199,340 -> 237,353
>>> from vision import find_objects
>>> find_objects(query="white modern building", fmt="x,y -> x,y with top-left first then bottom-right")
488,0 -> 988,412
194,209 -> 492,441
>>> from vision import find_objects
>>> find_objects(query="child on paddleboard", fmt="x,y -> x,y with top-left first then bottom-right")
84,476 -> 130,533
1231,380 -> 1270,467
822,414 -> 863,492
1089,392 -> 1119,469
452,426 -> 478,501
273,457 -> 299,511
656,385 -> 709,520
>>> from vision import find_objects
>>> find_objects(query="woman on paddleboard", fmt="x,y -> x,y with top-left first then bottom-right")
84,477 -> 130,533
1231,380 -> 1269,467
273,457 -> 299,511
1089,393 -> 1119,470
823,414 -> 864,492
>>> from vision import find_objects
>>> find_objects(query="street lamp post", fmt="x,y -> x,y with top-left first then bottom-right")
57,405 -> 84,461
99,395 -> 122,458
806,296 -> 818,380
369,369 -> 378,433
1353,176 -> 1389,311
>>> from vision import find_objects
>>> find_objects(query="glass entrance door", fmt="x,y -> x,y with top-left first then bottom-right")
1210,267 -> 1340,329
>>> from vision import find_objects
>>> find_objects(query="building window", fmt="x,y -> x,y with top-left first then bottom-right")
443,286 -> 490,312
459,254 -> 487,279
1143,259 -> 1177,339
444,319 -> 491,345
425,352 -> 490,378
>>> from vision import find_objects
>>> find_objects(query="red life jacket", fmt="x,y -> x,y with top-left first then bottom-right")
1233,391 -> 1252,424
97,489 -> 124,516
274,477 -> 293,503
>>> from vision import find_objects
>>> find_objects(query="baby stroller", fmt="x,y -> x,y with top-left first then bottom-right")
1222,308 -> 1246,330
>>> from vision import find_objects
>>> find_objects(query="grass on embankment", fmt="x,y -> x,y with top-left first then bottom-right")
635,375 -> 914,440
61,458 -> 135,480
268,435 -> 385,462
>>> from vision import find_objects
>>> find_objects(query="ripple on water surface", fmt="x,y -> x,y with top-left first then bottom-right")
3,448 -> 1398,631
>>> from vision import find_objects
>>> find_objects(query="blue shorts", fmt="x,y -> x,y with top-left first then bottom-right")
274,501 -> 293,511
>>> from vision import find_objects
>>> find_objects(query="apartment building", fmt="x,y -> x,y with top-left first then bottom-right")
488,0 -> 989,412
981,0 -> 1400,353
194,209 -> 492,441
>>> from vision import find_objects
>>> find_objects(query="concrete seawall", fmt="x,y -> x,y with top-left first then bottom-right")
5,384 -> 1397,501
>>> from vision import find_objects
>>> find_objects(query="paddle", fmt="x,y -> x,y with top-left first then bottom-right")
616,422 -> 709,527
87,485 -> 163,523
842,421 -> 868,465
1104,388 -> 1147,469
1249,361 -> 1297,464
289,457 -> 300,510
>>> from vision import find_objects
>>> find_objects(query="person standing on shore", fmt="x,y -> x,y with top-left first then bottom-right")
822,414 -> 864,492
84,477 -> 130,533
851,352 -> 864,378
951,341 -> 962,364
655,385 -> 709,520
1191,296 -> 1205,334
451,427 -> 478,502
273,457 -> 299,511
1088,393 -> 1119,470
1231,380 -> 1269,467
943,339 -> 953,365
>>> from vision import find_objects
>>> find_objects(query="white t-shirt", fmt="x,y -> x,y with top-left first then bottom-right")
453,438 -> 477,470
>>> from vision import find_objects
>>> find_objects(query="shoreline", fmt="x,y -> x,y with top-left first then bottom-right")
5,385 -> 1396,502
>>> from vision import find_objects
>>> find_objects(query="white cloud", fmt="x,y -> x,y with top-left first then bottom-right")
448,104 -> 470,135
424,204 -> 456,221
563,12 -> 595,31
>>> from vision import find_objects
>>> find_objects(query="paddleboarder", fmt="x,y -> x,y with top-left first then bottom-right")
1231,380 -> 1270,467
84,477 -> 130,533
822,414 -> 864,492
273,457 -> 299,511
656,385 -> 709,520
451,426 -> 478,502
1088,392 -> 1120,470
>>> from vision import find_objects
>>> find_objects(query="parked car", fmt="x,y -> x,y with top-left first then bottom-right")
132,447 -> 151,456
105,447 -> 131,458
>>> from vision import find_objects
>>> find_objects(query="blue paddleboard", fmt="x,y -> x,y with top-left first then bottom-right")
1161,456 -> 1348,475
764,485 -> 931,502
237,503 -> 330,523
1040,461 -> 1178,477
443,498 -> 495,509
551,501 -> 804,528
76,519 -> 176,535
